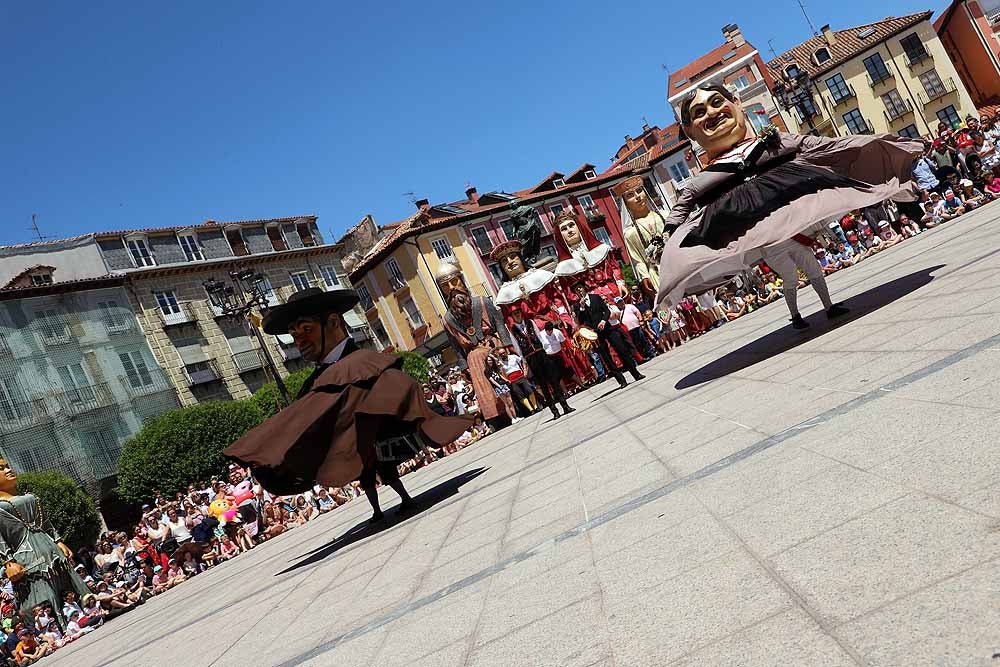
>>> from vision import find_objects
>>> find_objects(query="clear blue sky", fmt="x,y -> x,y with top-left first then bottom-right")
2,0 -> 944,245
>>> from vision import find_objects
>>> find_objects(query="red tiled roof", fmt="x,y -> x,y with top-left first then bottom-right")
978,102 -> 1000,118
93,215 -> 318,239
767,12 -> 932,80
0,274 -> 126,299
609,123 -> 687,170
0,233 -> 94,251
668,42 -> 756,98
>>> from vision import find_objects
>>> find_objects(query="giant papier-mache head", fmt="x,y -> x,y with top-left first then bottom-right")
612,175 -> 652,221
489,239 -> 527,280
678,83 -> 749,161
435,260 -> 468,306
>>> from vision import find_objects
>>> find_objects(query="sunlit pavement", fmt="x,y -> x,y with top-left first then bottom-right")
51,205 -> 1000,666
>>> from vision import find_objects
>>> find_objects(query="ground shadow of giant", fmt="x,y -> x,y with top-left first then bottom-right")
675,265 -> 942,390
277,467 -> 489,576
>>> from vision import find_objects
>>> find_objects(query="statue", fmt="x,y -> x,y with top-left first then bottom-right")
436,261 -> 513,426
0,459 -> 90,625
508,204 -> 544,266
613,176 -> 668,300
552,208 -> 626,303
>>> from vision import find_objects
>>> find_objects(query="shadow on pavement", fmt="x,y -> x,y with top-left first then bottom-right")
277,467 -> 490,576
675,265 -> 943,390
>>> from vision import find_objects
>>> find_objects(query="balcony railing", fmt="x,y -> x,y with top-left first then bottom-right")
57,382 -> 116,415
866,67 -> 894,88
0,398 -> 49,433
159,304 -> 196,327
183,360 -> 221,386
829,85 -> 856,107
884,98 -> 915,123
232,350 -> 263,372
904,50 -> 932,70
117,374 -> 174,398
918,78 -> 958,107
849,118 -> 876,135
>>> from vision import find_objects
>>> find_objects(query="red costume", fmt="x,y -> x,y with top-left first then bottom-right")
552,209 -> 625,304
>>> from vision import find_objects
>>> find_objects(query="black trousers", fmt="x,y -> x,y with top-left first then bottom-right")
596,327 -> 642,385
359,460 -> 402,491
524,351 -> 565,408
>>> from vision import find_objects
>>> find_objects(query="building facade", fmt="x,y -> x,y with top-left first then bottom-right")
609,122 -> 703,211
935,0 -> 1000,107
0,278 -> 179,498
768,12 -> 978,139
667,23 -> 787,147
93,216 -> 373,405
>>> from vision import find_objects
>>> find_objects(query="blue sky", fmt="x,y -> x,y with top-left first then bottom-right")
2,0 -> 944,245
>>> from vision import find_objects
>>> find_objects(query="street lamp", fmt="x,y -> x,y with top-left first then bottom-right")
773,70 -> 820,137
203,270 -> 291,406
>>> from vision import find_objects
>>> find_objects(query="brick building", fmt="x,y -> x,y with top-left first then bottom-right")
608,122 -> 703,212
935,0 -> 1000,107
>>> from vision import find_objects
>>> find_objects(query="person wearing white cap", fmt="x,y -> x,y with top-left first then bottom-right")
958,178 -> 986,209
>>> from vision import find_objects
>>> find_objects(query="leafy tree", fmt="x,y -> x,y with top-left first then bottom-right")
116,400 -> 264,503
17,471 -> 101,552
396,350 -> 430,383
248,368 -> 314,418
620,263 -> 638,288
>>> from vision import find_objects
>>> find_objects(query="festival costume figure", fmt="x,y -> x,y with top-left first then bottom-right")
572,284 -> 645,389
0,460 -> 89,625
614,177 -> 668,300
656,84 -> 922,328
491,240 -> 575,419
552,209 -> 626,303
436,262 -> 515,428
225,288 -> 469,522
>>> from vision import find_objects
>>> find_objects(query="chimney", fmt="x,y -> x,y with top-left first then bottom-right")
465,186 -> 479,203
642,121 -> 651,132
722,23 -> 746,48
820,24 -> 837,46
415,198 -> 430,211
624,134 -> 632,146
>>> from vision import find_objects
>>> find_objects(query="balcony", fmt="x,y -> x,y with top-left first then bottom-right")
58,382 -> 116,415
232,349 -> 263,373
829,85 -> 856,108
866,67 -> 894,88
183,360 -> 221,386
583,206 -> 606,225
884,98 -> 915,123
117,374 -> 174,398
736,79 -> 768,101
918,78 -> 958,107
904,50 -> 932,70
0,398 -> 50,433
159,304 -> 196,327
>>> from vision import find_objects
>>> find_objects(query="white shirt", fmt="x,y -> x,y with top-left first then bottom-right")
166,518 -> 192,543
538,328 -> 565,355
322,338 -> 350,365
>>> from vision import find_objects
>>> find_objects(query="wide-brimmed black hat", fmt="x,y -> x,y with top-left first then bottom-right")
262,287 -> 360,334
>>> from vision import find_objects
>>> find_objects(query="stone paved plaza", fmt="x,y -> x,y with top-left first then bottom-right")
50,207 -> 1000,666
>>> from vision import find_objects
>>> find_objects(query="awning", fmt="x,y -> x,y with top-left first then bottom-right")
276,333 -> 294,345
343,310 -> 365,330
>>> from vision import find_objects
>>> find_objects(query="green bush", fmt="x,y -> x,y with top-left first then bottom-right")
116,400 -> 264,503
248,367 -> 314,418
17,471 -> 101,552
396,350 -> 430,383
621,263 -> 638,288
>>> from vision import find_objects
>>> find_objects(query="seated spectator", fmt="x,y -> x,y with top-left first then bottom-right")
815,247 -> 840,274
834,242 -> 856,266
80,594 -> 105,624
921,195 -> 945,227
985,168 -> 1000,197
180,551 -> 205,577
293,495 -> 315,522
876,221 -> 902,247
12,628 -> 49,665
260,501 -> 289,540
151,565 -> 172,594
217,535 -> 240,561
941,189 -> 965,218
316,488 -> 337,513
37,619 -> 64,650
896,214 -> 921,237
63,611 -> 95,641
958,179 -> 987,209
93,581 -> 133,615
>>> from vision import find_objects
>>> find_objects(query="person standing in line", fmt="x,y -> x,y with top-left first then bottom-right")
508,310 -> 575,420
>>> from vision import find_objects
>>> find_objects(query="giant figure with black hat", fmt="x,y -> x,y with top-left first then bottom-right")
224,288 -> 470,523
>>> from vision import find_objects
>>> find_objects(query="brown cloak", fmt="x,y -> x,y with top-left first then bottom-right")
224,350 -> 471,494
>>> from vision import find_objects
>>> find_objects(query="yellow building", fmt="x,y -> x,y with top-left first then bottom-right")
768,12 -> 977,139
347,210 -> 492,366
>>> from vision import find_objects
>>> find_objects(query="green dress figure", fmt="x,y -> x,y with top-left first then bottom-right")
0,460 -> 89,624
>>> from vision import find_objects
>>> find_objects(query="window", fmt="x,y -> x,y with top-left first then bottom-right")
795,94 -> 818,119
898,124 -> 920,139
745,103 -> 770,133
863,53 -> 891,84
666,158 -> 691,183
266,225 -> 288,251
57,363 -> 95,403
577,194 -> 595,210
79,430 -> 118,472
814,47 -> 831,64
225,229 -> 249,256
881,90 -> 909,118
0,375 -> 27,421
825,74 -> 851,103
430,237 -> 454,261
120,351 -> 154,388
356,284 -> 374,310
487,263 -> 505,285
98,301 -> 129,332
785,64 -> 801,78
540,245 -> 556,258
290,271 -> 311,292
385,259 -> 406,291
296,223 -> 316,247
843,109 -> 871,134
29,271 -> 52,285
900,33 -> 929,64
552,178 -> 565,188
498,219 -> 515,240
319,266 -> 340,289
593,227 -> 612,246
919,69 -> 946,98
401,297 -> 423,327
583,169 -> 597,180
126,237 -> 155,267
470,227 -> 492,254
177,233 -> 203,261
731,75 -> 750,90
154,291 -> 181,315
370,321 -> 390,350
34,309 -> 67,341
549,204 -> 565,217
936,105 -> 961,129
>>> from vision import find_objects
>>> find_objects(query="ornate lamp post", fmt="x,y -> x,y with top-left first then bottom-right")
773,70 -> 820,137
203,269 -> 291,406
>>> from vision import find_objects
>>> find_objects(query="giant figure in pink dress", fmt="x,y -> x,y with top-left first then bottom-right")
552,208 -> 626,303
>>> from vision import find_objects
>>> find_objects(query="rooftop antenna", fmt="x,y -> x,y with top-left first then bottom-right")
401,192 -> 417,204
29,214 -> 51,243
767,39 -> 779,59
797,0 -> 819,37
